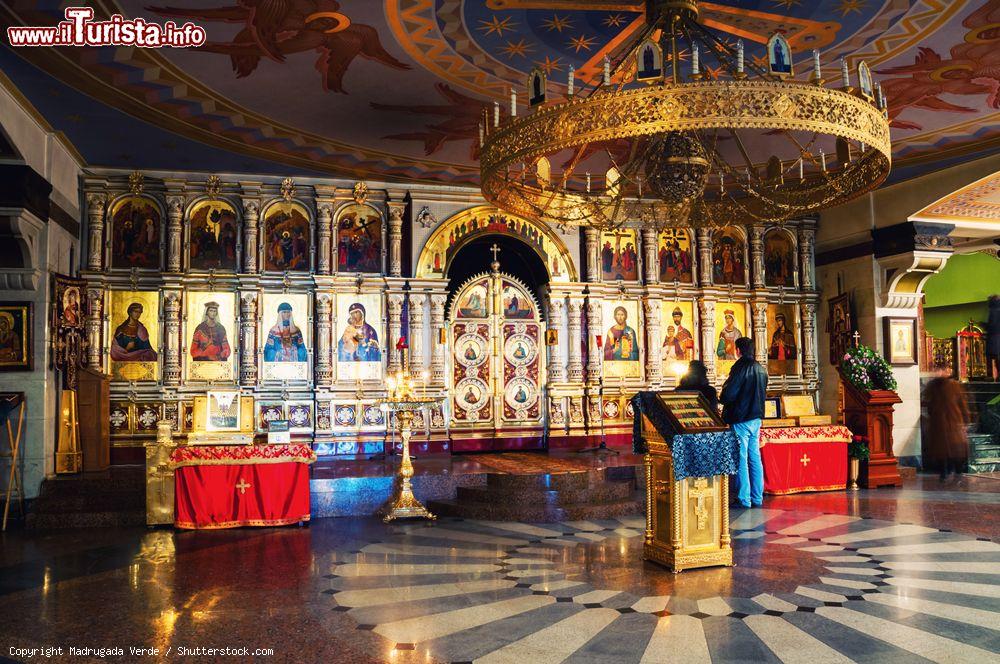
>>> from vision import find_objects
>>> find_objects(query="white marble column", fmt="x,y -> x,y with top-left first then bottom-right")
162,292 -> 181,385
752,299 -> 769,364
387,293 -> 404,374
166,196 -> 184,273
315,294 -> 333,385
409,292 -> 427,374
642,227 -> 658,284
802,300 -> 818,386
697,227 -> 713,287
387,202 -> 405,278
798,226 -> 816,290
85,288 -> 103,369
567,298 -> 584,382
644,297 -> 662,384
585,297 -> 602,383
547,296 -> 567,382
86,193 -> 106,271
750,224 -> 766,289
699,298 -> 716,382
239,293 -> 258,385
242,200 -> 259,273
584,227 -> 600,282
430,293 -> 448,384
316,203 -> 333,274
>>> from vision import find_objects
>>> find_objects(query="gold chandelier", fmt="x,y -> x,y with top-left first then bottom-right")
478,0 -> 892,231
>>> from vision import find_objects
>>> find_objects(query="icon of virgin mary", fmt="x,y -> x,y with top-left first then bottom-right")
338,302 -> 381,362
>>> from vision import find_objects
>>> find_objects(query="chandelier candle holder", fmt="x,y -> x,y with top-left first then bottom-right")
380,338 -> 443,523
478,0 -> 891,232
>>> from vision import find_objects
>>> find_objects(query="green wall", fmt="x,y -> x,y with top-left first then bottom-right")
923,253 -> 1000,337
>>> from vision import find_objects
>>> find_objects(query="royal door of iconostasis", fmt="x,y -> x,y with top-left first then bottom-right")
448,270 -> 546,452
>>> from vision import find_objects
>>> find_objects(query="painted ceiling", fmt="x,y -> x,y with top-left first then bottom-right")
1,0 -> 998,185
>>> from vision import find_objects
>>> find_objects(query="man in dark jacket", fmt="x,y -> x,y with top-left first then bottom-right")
720,337 -> 768,508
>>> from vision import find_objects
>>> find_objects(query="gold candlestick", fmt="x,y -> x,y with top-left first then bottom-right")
382,407 -> 435,522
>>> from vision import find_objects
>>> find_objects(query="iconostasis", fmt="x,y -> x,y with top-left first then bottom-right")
80,173 -> 819,455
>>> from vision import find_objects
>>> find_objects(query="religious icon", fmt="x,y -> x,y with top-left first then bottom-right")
883,317 -> 917,366
827,293 -> 853,366
110,196 -> 161,269
189,199 -> 239,271
528,68 -> 546,106
658,229 -> 693,283
464,341 -> 479,361
636,38 -> 663,82
767,304 -> 800,375
604,305 -> 640,362
110,302 -> 158,362
190,302 -> 232,362
206,391 -> 240,431
109,291 -> 159,381
502,282 -> 534,319
0,302 -> 30,371
712,227 -> 746,285
767,32 -> 793,77
764,229 -> 796,287
600,229 -> 639,282
857,60 -> 873,98
457,282 -> 488,318
261,293 -> 310,381
338,301 -> 381,362
546,329 -> 558,346
263,201 -> 310,272
336,203 -> 382,273
463,383 -> 481,405
714,303 -> 747,378
53,275 -> 86,331
661,302 -> 696,362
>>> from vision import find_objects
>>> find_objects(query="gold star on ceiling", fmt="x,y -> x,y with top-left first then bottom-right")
771,0 -> 801,8
534,55 -> 563,75
542,14 -> 573,32
479,15 -> 517,37
836,0 -> 867,16
568,34 -> 597,53
604,13 -> 627,28
500,38 -> 534,59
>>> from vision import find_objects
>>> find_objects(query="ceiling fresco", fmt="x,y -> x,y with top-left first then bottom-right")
0,0 -> 998,184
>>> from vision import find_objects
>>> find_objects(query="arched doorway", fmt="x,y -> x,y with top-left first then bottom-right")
445,231 -> 552,452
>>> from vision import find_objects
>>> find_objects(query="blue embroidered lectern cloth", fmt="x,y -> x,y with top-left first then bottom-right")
631,392 -> 739,481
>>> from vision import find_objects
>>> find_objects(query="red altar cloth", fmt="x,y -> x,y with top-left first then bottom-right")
759,425 -> 851,495
171,444 -> 316,530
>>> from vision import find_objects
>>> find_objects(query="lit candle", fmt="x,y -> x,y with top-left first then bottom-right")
841,58 -> 850,88
510,88 -> 517,117
603,56 -> 611,85
812,49 -> 821,79
692,43 -> 700,75
737,40 -> 744,74
820,149 -> 826,171
494,101 -> 500,127
478,122 -> 484,146
719,171 -> 725,193
567,65 -> 575,96
799,157 -> 804,180
860,141 -> 866,152
586,172 -> 591,192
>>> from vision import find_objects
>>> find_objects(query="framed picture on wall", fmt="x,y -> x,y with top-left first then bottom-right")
827,293 -> 853,366
0,302 -> 32,372
883,317 -> 918,366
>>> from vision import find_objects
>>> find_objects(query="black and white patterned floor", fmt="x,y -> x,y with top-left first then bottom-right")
321,508 -> 1000,663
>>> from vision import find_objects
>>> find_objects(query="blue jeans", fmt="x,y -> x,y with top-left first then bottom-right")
732,419 -> 763,508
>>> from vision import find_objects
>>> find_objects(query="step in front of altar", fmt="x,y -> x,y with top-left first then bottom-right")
428,467 -> 642,522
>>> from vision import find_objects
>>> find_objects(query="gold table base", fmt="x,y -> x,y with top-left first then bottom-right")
382,407 -> 436,523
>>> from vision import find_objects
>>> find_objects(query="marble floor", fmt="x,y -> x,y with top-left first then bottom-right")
1,474 -> 999,663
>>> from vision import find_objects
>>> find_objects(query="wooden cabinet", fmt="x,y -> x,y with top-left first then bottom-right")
77,368 -> 110,472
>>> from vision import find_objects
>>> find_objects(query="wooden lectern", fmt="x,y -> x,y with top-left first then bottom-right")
840,377 -> 902,488
635,391 -> 735,573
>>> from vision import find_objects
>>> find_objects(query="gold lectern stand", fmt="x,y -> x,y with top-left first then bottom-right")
637,391 -> 734,573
